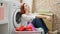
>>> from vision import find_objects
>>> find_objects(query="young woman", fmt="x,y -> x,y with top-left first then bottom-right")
15,3 -> 49,34
20,3 -> 36,27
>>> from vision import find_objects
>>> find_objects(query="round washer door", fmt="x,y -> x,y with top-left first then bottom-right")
13,9 -> 21,28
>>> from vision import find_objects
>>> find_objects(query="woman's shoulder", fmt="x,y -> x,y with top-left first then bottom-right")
22,13 -> 31,16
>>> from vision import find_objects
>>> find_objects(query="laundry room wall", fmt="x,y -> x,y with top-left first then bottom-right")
32,0 -> 60,32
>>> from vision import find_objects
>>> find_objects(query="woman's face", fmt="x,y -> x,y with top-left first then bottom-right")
24,4 -> 30,11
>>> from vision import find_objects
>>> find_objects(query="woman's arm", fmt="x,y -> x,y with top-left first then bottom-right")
36,15 -> 46,19
36,15 -> 51,20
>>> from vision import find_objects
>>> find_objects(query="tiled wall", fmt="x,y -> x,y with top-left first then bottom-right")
32,0 -> 60,32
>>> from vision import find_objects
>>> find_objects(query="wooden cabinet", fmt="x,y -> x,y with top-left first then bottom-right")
42,13 -> 54,31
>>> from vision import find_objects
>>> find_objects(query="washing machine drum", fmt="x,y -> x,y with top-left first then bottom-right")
13,9 -> 21,28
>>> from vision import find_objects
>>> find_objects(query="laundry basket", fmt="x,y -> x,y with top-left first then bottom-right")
15,31 -> 42,34
15,28 -> 44,34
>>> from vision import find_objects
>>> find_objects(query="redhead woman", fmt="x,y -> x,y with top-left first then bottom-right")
20,3 -> 37,27
20,3 -> 36,27
20,3 -> 49,34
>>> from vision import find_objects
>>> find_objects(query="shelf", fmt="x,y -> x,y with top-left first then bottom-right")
0,22 -> 8,25
0,20 -> 8,25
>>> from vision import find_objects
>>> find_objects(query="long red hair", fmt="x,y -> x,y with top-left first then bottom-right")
21,3 -> 26,14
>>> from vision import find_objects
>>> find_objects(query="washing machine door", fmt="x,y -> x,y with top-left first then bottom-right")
13,9 -> 21,28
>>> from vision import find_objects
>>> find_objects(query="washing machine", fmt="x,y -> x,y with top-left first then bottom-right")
8,0 -> 21,34
8,0 -> 34,34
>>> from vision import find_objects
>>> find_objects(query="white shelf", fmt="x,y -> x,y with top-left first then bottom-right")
0,19 -> 8,25
0,22 -> 8,25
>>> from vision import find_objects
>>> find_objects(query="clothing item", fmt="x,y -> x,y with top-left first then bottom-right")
27,22 -> 37,31
32,18 -> 49,34
36,28 -> 44,34
21,13 -> 38,27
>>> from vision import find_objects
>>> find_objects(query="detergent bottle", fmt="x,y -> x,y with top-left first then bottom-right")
0,2 -> 4,20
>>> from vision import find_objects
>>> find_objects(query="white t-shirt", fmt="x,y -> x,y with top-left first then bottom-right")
21,13 -> 38,27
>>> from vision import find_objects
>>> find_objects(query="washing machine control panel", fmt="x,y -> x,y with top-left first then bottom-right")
10,1 -> 20,9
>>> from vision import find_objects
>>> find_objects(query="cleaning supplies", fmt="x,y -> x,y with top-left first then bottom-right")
0,2 -> 4,20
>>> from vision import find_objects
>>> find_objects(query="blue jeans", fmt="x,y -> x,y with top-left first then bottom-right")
32,18 -> 49,34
